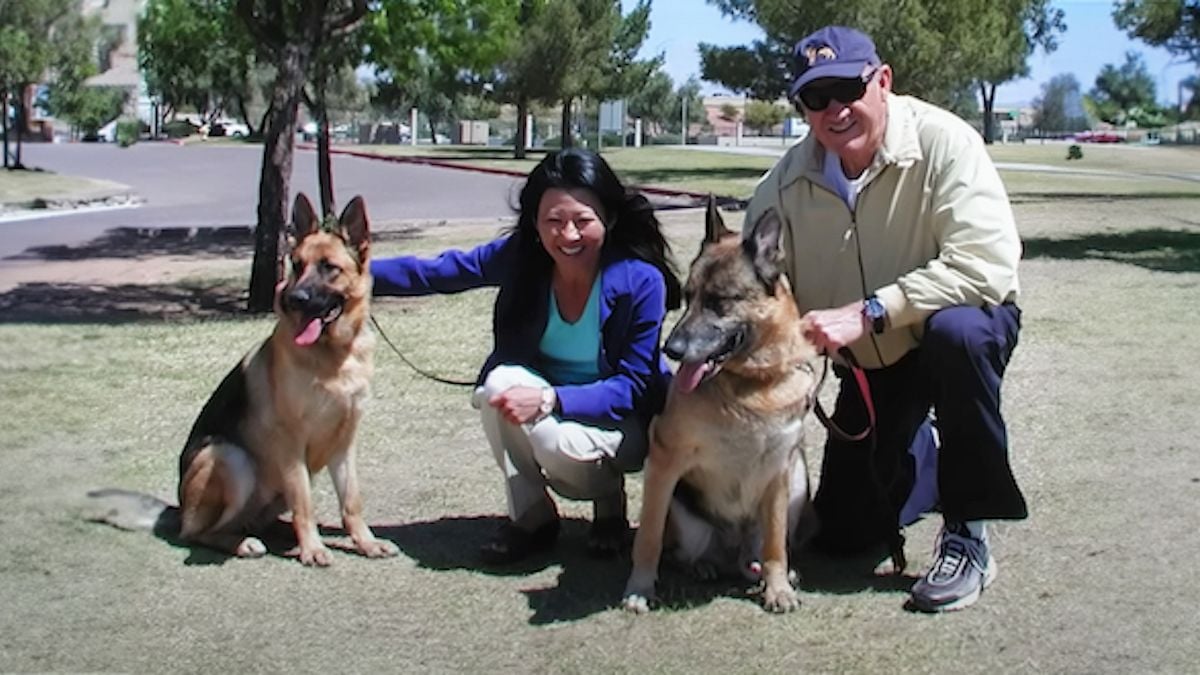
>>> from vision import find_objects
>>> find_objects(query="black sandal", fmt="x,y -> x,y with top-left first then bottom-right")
480,520 -> 560,565
586,517 -> 630,558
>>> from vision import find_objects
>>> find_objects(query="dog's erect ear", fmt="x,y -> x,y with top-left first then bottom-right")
703,194 -> 733,246
743,208 -> 785,292
291,193 -> 319,244
338,195 -> 370,264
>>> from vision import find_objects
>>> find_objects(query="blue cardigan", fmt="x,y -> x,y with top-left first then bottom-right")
371,235 -> 672,426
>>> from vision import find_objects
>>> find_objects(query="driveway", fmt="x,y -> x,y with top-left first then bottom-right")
2,142 -> 525,259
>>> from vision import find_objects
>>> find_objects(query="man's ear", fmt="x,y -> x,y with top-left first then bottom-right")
742,208 -> 784,292
338,195 -> 370,264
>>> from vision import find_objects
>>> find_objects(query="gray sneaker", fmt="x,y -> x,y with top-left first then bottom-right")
909,522 -> 997,612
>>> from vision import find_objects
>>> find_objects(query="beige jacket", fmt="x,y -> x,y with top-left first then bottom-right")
743,93 -> 1021,369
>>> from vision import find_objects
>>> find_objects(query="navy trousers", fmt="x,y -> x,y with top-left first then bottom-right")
812,303 -> 1027,555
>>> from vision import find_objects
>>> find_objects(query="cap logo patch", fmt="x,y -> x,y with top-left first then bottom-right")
805,45 -> 837,66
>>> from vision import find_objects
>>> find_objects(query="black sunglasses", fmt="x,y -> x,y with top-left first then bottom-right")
793,70 -> 877,112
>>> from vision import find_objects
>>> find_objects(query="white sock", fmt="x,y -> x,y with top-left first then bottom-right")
964,520 -> 988,544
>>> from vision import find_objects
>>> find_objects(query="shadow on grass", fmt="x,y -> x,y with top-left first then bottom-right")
0,225 -> 427,323
0,280 -> 251,323
620,166 -> 772,186
1023,227 -> 1200,273
83,494 -> 306,567
7,224 -> 425,262
375,515 -> 918,623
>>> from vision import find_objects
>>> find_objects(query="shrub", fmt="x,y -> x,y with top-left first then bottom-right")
116,118 -> 140,147
163,120 -> 199,139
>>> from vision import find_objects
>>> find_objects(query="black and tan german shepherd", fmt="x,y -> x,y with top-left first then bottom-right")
622,199 -> 819,613
88,194 -> 397,566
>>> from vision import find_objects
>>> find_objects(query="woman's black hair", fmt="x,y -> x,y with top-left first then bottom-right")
505,148 -> 682,319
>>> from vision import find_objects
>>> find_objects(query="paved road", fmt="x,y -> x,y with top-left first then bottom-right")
2,143 -> 525,258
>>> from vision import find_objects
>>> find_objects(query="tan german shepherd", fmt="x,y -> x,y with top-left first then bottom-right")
88,194 -> 397,566
622,200 -> 819,613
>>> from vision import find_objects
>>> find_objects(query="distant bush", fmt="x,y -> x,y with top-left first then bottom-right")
163,120 -> 199,139
647,133 -> 681,145
116,118 -> 140,147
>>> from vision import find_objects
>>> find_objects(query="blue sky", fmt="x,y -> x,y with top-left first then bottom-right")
638,0 -> 1194,108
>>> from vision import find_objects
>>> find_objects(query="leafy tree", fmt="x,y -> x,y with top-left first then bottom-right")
1182,74 -> 1200,117
719,102 -> 740,122
1090,51 -> 1163,127
1114,0 -> 1200,64
492,0 -> 557,157
698,36 -> 790,101
627,70 -> 676,136
1033,73 -> 1090,133
0,0 -> 90,167
700,0 -> 1063,142
676,77 -> 706,135
40,7 -> 127,141
500,0 -> 656,150
743,99 -> 787,134
237,0 -> 368,313
139,0 -> 257,128
368,0 -> 519,148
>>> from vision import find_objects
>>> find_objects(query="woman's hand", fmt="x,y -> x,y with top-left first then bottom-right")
489,385 -> 547,425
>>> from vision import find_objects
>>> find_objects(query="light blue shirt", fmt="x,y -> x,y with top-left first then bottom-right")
539,278 -> 602,385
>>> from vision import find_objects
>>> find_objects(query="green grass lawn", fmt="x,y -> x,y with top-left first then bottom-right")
1,143 -> 1199,671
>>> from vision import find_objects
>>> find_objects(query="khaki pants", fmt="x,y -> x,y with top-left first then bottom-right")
473,365 -> 645,526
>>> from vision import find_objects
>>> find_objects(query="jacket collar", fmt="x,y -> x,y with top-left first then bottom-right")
779,93 -> 924,191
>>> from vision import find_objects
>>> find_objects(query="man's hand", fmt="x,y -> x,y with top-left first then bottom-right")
489,385 -> 545,425
802,300 -> 868,354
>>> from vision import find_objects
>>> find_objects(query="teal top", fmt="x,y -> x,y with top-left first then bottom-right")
539,278 -> 602,385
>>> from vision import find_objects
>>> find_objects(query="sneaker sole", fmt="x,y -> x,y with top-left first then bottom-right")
910,557 -> 998,613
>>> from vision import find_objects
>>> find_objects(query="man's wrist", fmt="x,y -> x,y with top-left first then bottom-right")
862,295 -> 887,334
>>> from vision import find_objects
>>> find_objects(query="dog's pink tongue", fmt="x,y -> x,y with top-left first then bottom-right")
674,361 -> 710,394
294,318 -> 323,346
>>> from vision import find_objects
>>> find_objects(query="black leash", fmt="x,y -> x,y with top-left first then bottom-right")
368,313 -> 476,387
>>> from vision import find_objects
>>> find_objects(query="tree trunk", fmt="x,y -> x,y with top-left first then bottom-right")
247,45 -> 308,313
980,81 -> 997,145
427,117 -> 437,144
514,96 -> 528,159
316,93 -> 335,217
13,87 -> 25,168
2,90 -> 10,169
560,98 -> 573,149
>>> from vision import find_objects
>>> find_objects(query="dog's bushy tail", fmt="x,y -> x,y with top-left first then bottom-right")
85,488 -> 179,536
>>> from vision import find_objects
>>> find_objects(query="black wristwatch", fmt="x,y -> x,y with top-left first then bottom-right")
863,295 -> 886,334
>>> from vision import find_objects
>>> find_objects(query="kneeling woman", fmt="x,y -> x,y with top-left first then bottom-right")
371,149 -> 682,564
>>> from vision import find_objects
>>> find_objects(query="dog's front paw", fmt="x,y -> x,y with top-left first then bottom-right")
622,591 -> 653,614
235,537 -> 267,558
760,583 -> 800,613
357,538 -> 399,559
295,543 -> 334,567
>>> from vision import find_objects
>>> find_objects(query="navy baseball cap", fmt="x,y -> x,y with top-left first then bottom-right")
789,26 -> 881,98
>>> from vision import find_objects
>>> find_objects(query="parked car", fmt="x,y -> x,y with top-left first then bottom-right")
1073,130 -> 1124,143
209,120 -> 250,138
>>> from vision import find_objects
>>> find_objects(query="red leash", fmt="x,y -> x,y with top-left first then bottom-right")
812,347 -> 875,442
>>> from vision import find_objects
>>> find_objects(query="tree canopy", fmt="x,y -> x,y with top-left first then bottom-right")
700,0 -> 1064,141
1090,51 -> 1168,127
1114,0 -> 1200,63
1033,73 -> 1090,132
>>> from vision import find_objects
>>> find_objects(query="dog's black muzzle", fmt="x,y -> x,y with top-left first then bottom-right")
284,284 -> 343,322
664,321 -> 747,365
